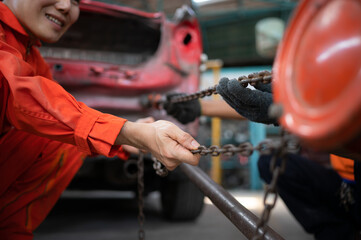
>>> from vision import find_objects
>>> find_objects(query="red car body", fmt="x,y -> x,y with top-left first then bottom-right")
42,1 -> 202,125
41,0 -> 204,220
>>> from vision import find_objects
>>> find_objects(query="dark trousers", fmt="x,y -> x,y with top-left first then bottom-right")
258,154 -> 361,240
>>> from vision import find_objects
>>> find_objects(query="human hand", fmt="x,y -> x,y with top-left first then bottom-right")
216,77 -> 275,124
164,93 -> 201,124
122,117 -> 155,154
115,120 -> 200,170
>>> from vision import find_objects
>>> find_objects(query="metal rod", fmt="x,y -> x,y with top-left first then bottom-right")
179,163 -> 284,240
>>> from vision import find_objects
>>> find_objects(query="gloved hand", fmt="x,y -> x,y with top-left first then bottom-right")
216,77 -> 276,124
163,93 -> 201,124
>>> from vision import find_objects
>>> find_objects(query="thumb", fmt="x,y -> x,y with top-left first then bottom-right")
172,128 -> 200,150
169,127 -> 200,165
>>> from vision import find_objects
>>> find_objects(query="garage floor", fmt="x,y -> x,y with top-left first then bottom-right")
34,189 -> 313,240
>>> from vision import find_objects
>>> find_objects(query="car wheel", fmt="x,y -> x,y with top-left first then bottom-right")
161,177 -> 204,221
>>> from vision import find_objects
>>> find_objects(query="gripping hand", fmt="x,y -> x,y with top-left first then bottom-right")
216,77 -> 276,124
164,93 -> 201,124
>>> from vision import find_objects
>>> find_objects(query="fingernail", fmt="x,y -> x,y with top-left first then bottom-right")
191,140 -> 200,149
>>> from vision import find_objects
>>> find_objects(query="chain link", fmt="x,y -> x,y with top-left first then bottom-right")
168,70 -> 272,103
137,153 -> 145,240
151,156 -> 169,177
142,70 -> 272,108
136,154 -> 168,240
252,130 -> 290,240
338,181 -> 356,212
169,85 -> 217,103
191,134 -> 298,158
238,70 -> 272,88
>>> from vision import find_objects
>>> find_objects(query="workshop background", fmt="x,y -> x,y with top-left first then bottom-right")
34,0 -> 312,239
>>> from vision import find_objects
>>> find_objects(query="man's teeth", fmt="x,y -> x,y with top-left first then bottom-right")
46,14 -> 62,26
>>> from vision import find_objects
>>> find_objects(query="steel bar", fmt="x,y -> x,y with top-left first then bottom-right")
179,163 -> 284,240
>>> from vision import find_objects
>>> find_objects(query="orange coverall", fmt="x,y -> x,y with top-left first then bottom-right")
0,3 -> 127,239
330,154 -> 355,182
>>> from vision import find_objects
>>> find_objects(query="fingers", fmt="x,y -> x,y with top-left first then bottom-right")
150,121 -> 200,170
217,78 -> 255,111
217,78 -> 275,123
164,93 -> 201,124
163,123 -> 200,166
169,123 -> 200,150
217,77 -> 231,96
164,93 -> 184,114
159,146 -> 200,171
227,78 -> 260,107
227,79 -> 273,108
164,98 -> 181,116
254,83 -> 272,93
115,120 -> 200,170
217,78 -> 239,109
165,103 -> 180,116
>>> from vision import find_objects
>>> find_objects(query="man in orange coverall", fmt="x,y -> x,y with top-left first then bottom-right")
0,0 -> 201,239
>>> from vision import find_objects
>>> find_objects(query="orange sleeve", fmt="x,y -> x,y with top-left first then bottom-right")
0,39 -> 127,157
330,154 -> 354,181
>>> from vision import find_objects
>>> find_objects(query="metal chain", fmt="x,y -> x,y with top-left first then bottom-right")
137,153 -> 145,240
169,85 -> 217,103
190,132 -> 299,240
151,156 -> 169,177
141,70 -> 273,108
136,154 -> 168,240
338,181 -> 355,212
168,70 -> 272,103
252,130 -> 290,240
191,135 -> 298,158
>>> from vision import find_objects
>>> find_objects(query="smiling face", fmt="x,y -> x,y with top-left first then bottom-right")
3,0 -> 80,43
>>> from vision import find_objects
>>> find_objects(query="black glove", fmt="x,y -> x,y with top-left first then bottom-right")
216,77 -> 276,124
163,93 -> 201,124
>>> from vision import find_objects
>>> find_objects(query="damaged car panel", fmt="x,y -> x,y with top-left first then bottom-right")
41,1 -> 202,109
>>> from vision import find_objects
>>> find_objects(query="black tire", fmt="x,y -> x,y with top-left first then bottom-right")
161,177 -> 204,221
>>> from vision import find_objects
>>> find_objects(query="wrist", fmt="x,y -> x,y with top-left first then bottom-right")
115,121 -> 151,149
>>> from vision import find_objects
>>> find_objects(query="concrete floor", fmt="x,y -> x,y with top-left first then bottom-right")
34,189 -> 313,240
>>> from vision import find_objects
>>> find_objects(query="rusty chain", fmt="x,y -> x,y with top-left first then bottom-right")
168,70 -> 272,103
142,70 -> 273,108
252,130 -> 292,240
137,153 -> 145,240
136,154 -> 168,240
190,134 -> 299,157
151,156 -> 169,177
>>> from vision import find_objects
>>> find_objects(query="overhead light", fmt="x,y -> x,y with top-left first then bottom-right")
193,0 -> 226,5
193,0 -> 212,3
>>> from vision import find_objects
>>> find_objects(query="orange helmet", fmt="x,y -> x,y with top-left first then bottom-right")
273,0 -> 361,152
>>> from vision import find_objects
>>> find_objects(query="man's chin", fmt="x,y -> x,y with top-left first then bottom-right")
40,36 -> 61,43
38,32 -> 64,43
